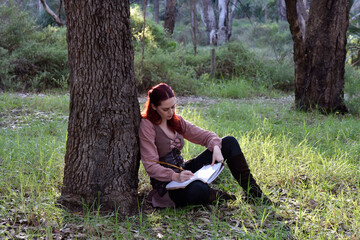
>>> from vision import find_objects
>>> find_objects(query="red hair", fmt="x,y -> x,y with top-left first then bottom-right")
142,83 -> 183,134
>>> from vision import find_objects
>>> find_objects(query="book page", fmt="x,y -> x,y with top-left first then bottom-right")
195,163 -> 223,183
166,163 -> 223,189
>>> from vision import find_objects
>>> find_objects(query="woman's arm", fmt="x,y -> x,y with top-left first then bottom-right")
139,119 -> 176,182
179,116 -> 222,151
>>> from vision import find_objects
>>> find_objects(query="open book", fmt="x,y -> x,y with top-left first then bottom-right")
166,163 -> 224,190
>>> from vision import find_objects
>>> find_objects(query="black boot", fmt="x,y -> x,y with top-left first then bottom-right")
207,188 -> 236,204
227,153 -> 272,205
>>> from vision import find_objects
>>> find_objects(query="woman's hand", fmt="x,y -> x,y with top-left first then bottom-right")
172,170 -> 194,182
211,145 -> 224,166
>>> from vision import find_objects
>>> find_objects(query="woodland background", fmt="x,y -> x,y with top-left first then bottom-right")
0,0 -> 360,239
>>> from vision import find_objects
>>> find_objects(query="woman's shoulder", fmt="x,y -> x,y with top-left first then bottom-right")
139,118 -> 156,137
139,118 -> 154,129
176,115 -> 185,122
140,118 -> 154,128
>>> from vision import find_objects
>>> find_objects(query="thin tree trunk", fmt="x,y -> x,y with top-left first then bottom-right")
227,0 -> 236,41
164,0 -> 177,34
278,0 -> 287,21
58,0 -> 63,21
190,0 -> 197,55
59,0 -> 141,215
38,0 -> 43,16
154,0 -> 159,23
217,0 -> 229,45
141,0 -> 147,69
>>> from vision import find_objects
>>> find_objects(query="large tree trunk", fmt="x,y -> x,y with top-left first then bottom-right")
164,0 -> 177,34
58,0 -> 141,215
286,0 -> 349,113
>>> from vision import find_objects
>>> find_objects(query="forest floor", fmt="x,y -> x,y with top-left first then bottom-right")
1,92 -> 359,239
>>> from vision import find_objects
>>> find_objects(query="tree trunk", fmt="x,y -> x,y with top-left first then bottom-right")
286,0 -> 349,113
164,0 -> 177,34
199,0 -> 217,45
296,0 -> 308,39
38,0 -> 43,16
58,0 -> 141,215
278,0 -> 287,21
227,0 -> 236,42
199,0 -> 235,46
190,0 -> 197,55
154,0 -> 159,23
217,0 -> 229,45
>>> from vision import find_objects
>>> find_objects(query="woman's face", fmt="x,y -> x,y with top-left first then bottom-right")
152,97 -> 176,123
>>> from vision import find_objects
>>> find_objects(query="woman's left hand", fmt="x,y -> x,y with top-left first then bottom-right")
211,145 -> 224,166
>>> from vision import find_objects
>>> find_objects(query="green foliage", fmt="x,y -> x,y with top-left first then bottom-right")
249,22 -> 293,62
135,40 -> 294,95
130,4 -> 177,51
0,2 -> 36,52
344,65 -> 360,114
0,3 -> 68,92
235,0 -> 280,22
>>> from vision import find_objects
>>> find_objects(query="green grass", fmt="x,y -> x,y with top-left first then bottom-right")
0,93 -> 359,239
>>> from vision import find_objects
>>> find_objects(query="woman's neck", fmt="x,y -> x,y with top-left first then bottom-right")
159,120 -> 167,127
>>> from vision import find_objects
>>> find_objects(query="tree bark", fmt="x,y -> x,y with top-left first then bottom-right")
164,0 -> 177,34
190,0 -> 197,55
199,0 -> 217,45
217,0 -> 229,45
278,0 -> 287,21
199,0 -> 236,46
153,0 -> 159,23
59,0 -> 141,215
286,0 -> 349,113
40,0 -> 64,26
296,0 -> 308,39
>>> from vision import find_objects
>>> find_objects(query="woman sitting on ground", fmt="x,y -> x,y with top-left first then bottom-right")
139,83 -> 271,208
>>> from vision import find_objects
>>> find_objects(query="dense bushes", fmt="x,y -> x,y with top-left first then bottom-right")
134,41 -> 295,95
0,3 -> 68,91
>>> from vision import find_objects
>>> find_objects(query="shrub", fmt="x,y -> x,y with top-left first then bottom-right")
130,4 -> 177,52
1,26 -> 68,91
0,2 -> 68,91
344,65 -> 360,115
250,21 -> 293,61
0,2 -> 36,53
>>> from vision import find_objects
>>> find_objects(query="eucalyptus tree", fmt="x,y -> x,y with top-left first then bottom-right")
58,0 -> 141,215
198,0 -> 236,46
286,0 -> 350,113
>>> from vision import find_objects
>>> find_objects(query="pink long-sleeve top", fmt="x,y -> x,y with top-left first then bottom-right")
139,115 -> 222,183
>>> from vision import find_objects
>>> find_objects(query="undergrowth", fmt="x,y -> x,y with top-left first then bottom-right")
0,93 -> 359,239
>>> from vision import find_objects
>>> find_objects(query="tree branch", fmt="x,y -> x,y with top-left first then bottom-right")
40,0 -> 64,26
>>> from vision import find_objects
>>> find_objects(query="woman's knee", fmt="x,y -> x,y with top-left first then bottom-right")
186,181 -> 210,203
222,136 -> 238,146
221,136 -> 242,157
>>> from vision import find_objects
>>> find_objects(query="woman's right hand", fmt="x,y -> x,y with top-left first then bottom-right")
172,170 -> 194,182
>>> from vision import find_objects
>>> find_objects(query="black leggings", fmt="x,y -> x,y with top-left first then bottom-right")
168,136 -> 243,207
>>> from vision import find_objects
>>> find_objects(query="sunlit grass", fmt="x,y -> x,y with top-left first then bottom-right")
0,93 -> 359,239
